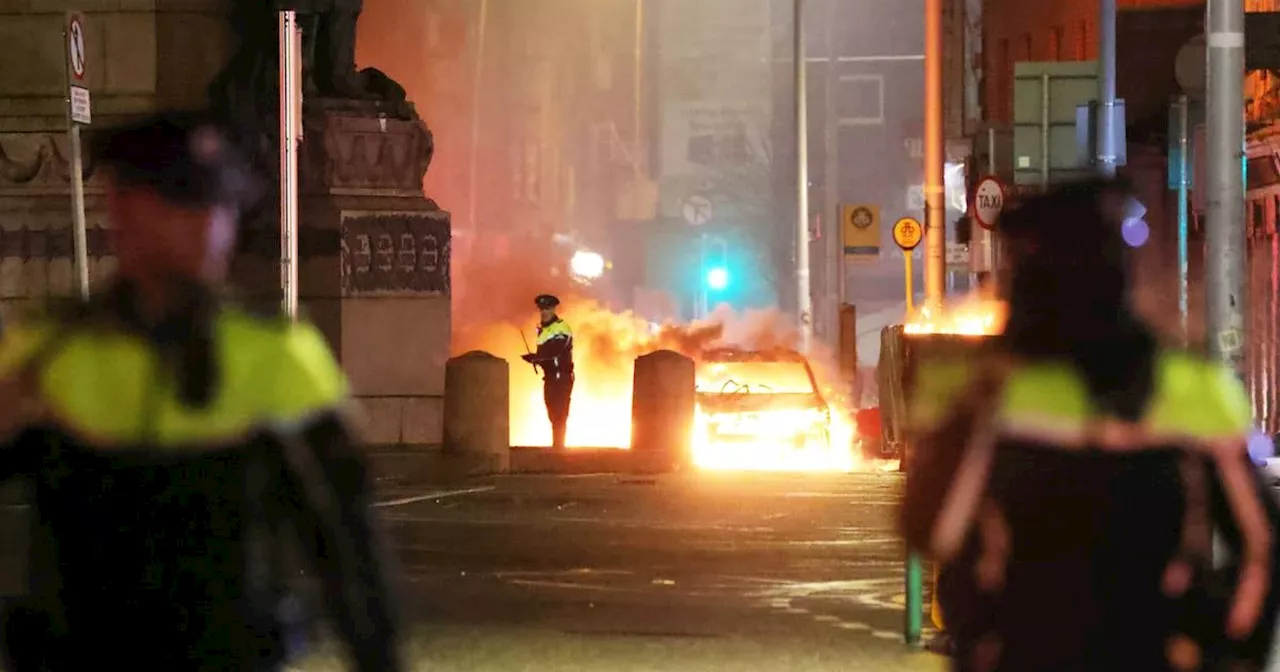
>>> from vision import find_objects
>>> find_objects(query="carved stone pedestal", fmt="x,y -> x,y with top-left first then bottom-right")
235,97 -> 451,449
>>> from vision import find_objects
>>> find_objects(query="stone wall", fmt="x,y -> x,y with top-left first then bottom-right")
0,0 -> 231,318
0,2 -> 454,448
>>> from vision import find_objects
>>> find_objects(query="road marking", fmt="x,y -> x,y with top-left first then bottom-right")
373,486 -> 495,508
506,579 -> 635,593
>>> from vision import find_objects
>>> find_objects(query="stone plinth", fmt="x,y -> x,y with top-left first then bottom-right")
233,97 -> 450,449
443,351 -> 509,473
630,349 -> 695,469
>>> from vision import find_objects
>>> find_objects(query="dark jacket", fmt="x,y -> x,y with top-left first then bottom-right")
903,350 -> 1280,672
0,282 -> 401,672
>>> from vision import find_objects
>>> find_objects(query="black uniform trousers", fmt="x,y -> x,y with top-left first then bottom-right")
543,373 -> 574,450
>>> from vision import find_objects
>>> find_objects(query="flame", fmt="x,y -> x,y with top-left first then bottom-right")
453,302 -> 869,472
904,295 -> 1008,336
691,359 -> 858,472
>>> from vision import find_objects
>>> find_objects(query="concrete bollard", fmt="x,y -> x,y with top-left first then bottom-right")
443,351 -> 510,473
630,349 -> 696,471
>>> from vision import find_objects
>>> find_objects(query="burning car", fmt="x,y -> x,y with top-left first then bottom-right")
692,348 -> 854,472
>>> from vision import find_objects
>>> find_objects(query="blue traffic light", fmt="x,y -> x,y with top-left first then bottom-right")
706,267 -> 729,290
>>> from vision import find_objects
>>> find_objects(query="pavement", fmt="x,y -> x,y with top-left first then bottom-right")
0,470 -> 946,671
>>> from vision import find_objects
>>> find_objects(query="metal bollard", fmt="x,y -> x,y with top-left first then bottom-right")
905,552 -> 924,644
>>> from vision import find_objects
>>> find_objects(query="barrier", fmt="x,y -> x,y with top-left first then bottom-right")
880,327 -> 995,644
443,351 -> 510,473
631,350 -> 696,470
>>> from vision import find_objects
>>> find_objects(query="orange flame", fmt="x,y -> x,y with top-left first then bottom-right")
904,295 -> 1008,336
453,302 -> 867,472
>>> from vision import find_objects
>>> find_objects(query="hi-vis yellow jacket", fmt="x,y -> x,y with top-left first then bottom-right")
902,350 -> 1280,670
0,282 -> 401,672
532,317 -> 574,380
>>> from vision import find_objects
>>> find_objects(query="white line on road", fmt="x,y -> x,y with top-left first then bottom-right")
374,486 -> 496,508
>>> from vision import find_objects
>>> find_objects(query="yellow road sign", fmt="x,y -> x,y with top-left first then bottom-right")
840,204 -> 880,262
892,217 -> 923,251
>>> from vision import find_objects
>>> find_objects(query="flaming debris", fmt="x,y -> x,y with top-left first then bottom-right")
904,295 -> 1008,336
453,303 -> 865,472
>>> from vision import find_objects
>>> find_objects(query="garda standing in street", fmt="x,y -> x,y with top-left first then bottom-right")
0,113 -> 402,671
523,294 -> 574,450
902,179 -> 1280,671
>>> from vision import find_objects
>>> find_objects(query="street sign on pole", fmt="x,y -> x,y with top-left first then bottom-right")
64,11 -> 90,299
973,176 -> 1005,231
840,204 -> 881,262
894,217 -> 922,315
893,217 -> 923,251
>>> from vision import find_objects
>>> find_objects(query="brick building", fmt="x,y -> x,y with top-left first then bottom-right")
977,0 -> 1280,431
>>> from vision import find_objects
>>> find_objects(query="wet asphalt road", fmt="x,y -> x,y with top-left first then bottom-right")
0,470 -> 946,671
360,470 -> 944,671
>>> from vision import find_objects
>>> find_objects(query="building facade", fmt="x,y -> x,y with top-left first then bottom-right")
977,0 -> 1280,431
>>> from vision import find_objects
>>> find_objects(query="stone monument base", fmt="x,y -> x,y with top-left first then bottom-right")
233,96 -> 450,451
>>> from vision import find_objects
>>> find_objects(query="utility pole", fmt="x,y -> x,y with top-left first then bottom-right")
795,0 -> 813,349
822,0 -> 841,345
634,0 -> 645,177
1097,0 -> 1118,177
923,0 -> 945,309
466,0 -> 490,237
1175,95 -> 1190,342
278,10 -> 302,319
1205,0 -> 1246,373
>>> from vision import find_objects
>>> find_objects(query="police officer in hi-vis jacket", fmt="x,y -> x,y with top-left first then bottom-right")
523,294 -> 574,450
0,112 -> 402,672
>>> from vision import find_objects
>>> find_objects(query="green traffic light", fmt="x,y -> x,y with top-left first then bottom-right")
706,267 -> 729,290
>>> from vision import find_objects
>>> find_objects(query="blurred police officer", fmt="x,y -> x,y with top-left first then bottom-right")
903,179 -> 1280,671
522,294 -> 574,450
0,113 -> 402,671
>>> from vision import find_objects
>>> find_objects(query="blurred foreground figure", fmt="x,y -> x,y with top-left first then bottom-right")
0,113 -> 401,671
523,294 -> 574,450
903,179 -> 1280,671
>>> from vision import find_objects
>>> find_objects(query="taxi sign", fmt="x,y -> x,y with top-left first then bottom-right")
973,176 -> 1005,231
892,217 -> 923,251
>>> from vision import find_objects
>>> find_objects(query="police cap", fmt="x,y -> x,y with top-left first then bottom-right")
91,111 -> 260,210
535,294 -> 560,309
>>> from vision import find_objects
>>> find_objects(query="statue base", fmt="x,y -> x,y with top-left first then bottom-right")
234,96 -> 449,450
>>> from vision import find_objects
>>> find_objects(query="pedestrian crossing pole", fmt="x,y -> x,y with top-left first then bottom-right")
904,0 -> 945,647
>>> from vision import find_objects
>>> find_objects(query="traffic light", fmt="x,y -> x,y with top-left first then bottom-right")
706,266 -> 730,291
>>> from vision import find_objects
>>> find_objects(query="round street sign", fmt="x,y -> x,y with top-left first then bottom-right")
850,206 -> 874,230
973,176 -> 1005,231
681,195 -> 713,226
892,217 -> 923,251
68,15 -> 87,81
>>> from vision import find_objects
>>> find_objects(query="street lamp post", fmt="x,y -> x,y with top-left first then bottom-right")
795,0 -> 813,351
922,0 -> 946,311
278,10 -> 302,320
1098,0 -> 1118,178
1205,0 -> 1247,375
